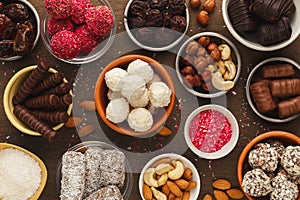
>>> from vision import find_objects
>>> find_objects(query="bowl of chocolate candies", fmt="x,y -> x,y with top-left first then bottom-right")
0,0 -> 40,61
124,0 -> 189,51
246,57 -> 300,123
175,32 -> 241,98
40,0 -> 116,64
237,131 -> 300,200
222,0 -> 300,51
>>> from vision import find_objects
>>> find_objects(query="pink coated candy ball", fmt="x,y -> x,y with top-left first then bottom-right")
85,6 -> 114,36
44,0 -> 72,19
71,0 -> 93,24
47,18 -> 74,36
75,25 -> 100,53
50,30 -> 81,60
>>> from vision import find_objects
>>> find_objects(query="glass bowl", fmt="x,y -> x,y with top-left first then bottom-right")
56,141 -> 133,199
40,0 -> 116,64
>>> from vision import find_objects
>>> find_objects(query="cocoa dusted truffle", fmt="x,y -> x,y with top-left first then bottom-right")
170,15 -> 187,32
149,0 -> 168,10
281,146 -> 300,176
168,0 -> 186,16
270,173 -> 299,200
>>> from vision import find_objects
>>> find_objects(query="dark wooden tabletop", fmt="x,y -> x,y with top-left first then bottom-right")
0,0 -> 299,199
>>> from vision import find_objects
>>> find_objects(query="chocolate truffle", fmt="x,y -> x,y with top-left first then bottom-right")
281,146 -> 300,176
270,173 -> 298,200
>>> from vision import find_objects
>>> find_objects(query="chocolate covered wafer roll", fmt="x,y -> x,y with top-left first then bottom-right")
278,96 -> 300,118
33,72 -> 65,95
250,80 -> 276,113
270,79 -> 300,98
13,105 -> 58,143
262,64 -> 295,78
12,60 -> 50,105
24,94 -> 59,109
56,94 -> 72,108
31,110 -> 69,124
42,82 -> 71,96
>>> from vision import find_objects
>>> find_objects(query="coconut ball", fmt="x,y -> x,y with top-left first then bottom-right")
270,173 -> 298,200
127,108 -> 153,132
105,68 -> 128,92
127,59 -> 154,83
106,98 -> 129,123
149,82 -> 172,107
281,146 -> 300,176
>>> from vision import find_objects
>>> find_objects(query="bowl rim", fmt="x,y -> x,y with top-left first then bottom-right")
123,0 -> 190,52
222,0 -> 300,51
245,57 -> 300,123
236,131 -> 300,200
184,104 -> 239,159
0,0 -> 40,61
175,31 -> 242,98
138,153 -> 201,200
94,54 -> 176,136
3,65 -> 73,136
40,0 -> 116,64
0,142 -> 47,199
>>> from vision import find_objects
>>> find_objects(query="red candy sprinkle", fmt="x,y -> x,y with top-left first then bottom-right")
189,110 -> 232,153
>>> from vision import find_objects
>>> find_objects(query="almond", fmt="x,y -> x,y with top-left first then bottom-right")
142,184 -> 153,200
79,100 -> 96,111
158,126 -> 172,136
65,117 -> 83,128
162,183 -> 171,196
167,181 -> 182,197
78,125 -> 95,137
182,191 -> 190,200
185,181 -> 197,191
202,194 -> 213,200
226,188 -> 244,199
174,179 -> 189,190
214,190 -> 229,200
168,193 -> 176,200
183,168 -> 193,181
212,179 -> 231,190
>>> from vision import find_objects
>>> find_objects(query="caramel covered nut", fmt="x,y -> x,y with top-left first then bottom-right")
210,48 -> 221,62
190,0 -> 202,9
184,74 -> 195,87
198,36 -> 210,47
203,0 -> 216,13
207,43 -> 218,52
197,10 -> 209,26
181,66 -> 195,76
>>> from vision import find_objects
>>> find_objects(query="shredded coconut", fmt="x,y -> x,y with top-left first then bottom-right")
0,148 -> 41,200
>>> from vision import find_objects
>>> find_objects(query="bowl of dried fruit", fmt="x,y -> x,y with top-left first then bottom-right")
56,141 -> 133,199
175,32 -> 241,98
246,57 -> 300,123
222,0 -> 300,51
139,153 -> 200,200
94,54 -> 175,136
184,104 -> 239,159
3,64 -> 72,142
0,0 -> 40,61
237,131 -> 300,200
124,0 -> 189,51
40,0 -> 116,64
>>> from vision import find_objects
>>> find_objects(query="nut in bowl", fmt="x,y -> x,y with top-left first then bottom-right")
124,0 -> 189,51
0,0 -> 40,61
246,57 -> 300,123
40,0 -> 116,64
94,54 -> 175,136
175,32 -> 241,98
139,153 -> 201,200
237,131 -> 300,200
222,0 -> 300,51
184,104 -> 239,159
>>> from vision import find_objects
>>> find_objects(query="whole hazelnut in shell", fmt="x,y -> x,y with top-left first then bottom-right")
181,66 -> 195,76
210,48 -> 222,61
207,43 -> 218,52
203,0 -> 216,13
190,0 -> 202,9
197,10 -> 209,26
198,36 -> 210,47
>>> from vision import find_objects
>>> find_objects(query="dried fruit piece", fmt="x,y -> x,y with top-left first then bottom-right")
79,100 -> 96,111
158,126 -> 172,136
226,188 -> 244,199
214,190 -> 229,200
212,179 -> 231,190
65,116 -> 83,128
202,194 -> 213,200
78,125 -> 95,137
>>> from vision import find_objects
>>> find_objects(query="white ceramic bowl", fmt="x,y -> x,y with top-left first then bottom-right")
139,153 -> 201,200
124,0 -> 189,51
0,0 -> 40,61
184,104 -> 239,159
175,32 -> 241,98
222,0 -> 300,51
246,57 -> 300,123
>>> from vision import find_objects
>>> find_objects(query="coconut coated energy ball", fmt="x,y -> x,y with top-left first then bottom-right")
281,146 -> 300,176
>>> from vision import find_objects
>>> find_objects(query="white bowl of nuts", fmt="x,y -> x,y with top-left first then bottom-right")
139,153 -> 200,200
175,32 -> 241,98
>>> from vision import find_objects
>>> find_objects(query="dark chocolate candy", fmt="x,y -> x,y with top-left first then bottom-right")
3,3 -> 29,21
262,63 -> 295,78
170,15 -> 186,33
56,93 -> 72,108
31,110 -> 69,124
24,94 -> 60,109
145,9 -> 163,27
270,78 -> 300,98
33,72 -> 64,94
278,96 -> 300,118
168,0 -> 186,16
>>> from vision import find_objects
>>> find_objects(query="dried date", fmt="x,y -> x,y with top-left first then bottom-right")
0,39 -> 15,57
3,3 -> 29,21
0,14 -> 17,40
13,20 -> 35,54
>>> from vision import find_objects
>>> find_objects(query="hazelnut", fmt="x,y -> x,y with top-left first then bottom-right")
181,66 -> 195,76
193,74 -> 202,87
185,41 -> 199,55
198,36 -> 210,47
197,10 -> 209,26
200,70 -> 212,82
207,43 -> 218,52
203,0 -> 216,13
210,48 -> 222,61
189,0 -> 202,9
184,74 -> 195,88
202,81 -> 213,91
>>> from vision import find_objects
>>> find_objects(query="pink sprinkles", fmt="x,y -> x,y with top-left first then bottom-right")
189,110 -> 232,153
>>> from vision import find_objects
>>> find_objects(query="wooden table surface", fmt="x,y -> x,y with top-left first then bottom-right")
0,0 -> 299,199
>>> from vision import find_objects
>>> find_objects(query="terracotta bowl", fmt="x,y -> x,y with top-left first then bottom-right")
237,131 -> 300,200
94,54 -> 175,136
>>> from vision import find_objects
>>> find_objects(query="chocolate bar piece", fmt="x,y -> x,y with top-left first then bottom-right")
250,80 -> 276,113
42,82 -> 71,96
12,60 -> 50,105
270,79 -> 300,98
31,110 -> 69,124
24,94 -> 59,109
262,63 -> 295,78
13,105 -> 58,143
278,96 -> 300,118
33,72 -> 65,95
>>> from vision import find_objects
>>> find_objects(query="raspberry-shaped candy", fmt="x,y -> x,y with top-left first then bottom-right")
47,18 -> 74,36
50,30 -> 81,60
85,6 -> 114,36
44,0 -> 72,19
75,25 -> 100,53
71,0 -> 93,24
